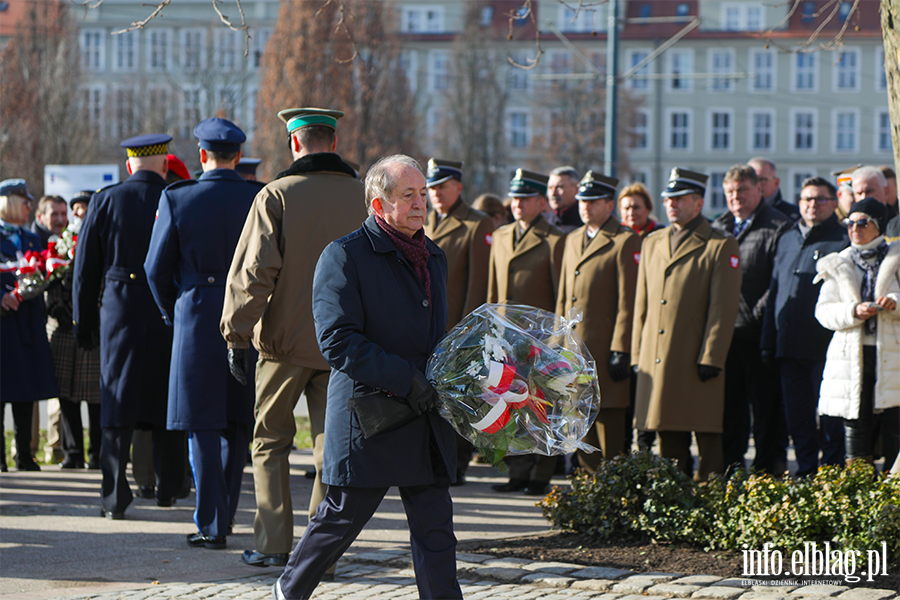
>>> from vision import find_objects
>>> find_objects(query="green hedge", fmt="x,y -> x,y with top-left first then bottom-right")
540,452 -> 900,561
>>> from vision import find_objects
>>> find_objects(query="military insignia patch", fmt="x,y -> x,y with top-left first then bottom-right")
633,252 -> 641,264
729,255 -> 740,268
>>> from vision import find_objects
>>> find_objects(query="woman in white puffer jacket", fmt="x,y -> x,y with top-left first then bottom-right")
814,198 -> 900,471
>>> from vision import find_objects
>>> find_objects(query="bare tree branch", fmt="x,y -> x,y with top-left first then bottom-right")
110,0 -> 172,34
210,0 -> 251,57
507,1 -> 544,69
761,0 -> 859,53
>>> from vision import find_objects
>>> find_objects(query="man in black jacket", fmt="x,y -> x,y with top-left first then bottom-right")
749,157 -> 800,222
761,177 -> 849,477
713,165 -> 791,475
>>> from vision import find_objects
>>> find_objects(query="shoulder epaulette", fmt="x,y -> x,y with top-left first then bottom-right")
96,182 -> 121,194
165,179 -> 199,191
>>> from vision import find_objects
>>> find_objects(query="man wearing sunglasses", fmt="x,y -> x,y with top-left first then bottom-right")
761,177 -> 849,478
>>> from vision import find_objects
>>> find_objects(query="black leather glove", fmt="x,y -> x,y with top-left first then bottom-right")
697,364 -> 721,382
406,371 -> 439,416
228,348 -> 251,386
608,352 -> 631,383
760,348 -> 777,371
76,328 -> 99,351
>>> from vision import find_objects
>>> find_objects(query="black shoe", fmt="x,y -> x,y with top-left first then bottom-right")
99,508 -> 125,520
87,457 -> 100,470
491,478 -> 528,492
227,519 -> 235,535
175,474 -> 192,499
137,486 -> 155,499
450,471 -> 467,487
16,460 -> 41,472
60,458 -> 85,469
0,464 -> 7,473
321,573 -> 335,582
242,549 -> 289,567
187,532 -> 226,549
157,496 -> 176,507
524,481 -> 550,496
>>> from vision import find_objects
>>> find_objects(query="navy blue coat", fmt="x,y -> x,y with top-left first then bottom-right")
144,169 -> 261,431
313,216 -> 457,488
72,170 -> 173,428
0,227 -> 58,402
761,214 -> 849,360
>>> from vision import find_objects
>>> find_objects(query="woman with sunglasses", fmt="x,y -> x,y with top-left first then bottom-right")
814,198 -> 900,472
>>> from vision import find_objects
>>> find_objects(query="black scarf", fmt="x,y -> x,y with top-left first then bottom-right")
849,240 -> 889,334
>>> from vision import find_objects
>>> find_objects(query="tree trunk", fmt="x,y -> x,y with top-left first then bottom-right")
882,0 -> 900,174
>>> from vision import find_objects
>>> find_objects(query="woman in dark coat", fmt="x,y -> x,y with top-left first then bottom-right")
0,180 -> 58,471
275,155 -> 461,600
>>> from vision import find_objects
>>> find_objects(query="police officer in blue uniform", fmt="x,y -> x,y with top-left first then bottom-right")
145,119 -> 262,549
73,134 -> 186,519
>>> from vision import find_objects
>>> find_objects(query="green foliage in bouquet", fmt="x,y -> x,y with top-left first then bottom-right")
540,454 -> 900,562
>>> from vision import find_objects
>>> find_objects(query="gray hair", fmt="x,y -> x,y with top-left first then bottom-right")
748,156 -> 776,174
364,154 -> 423,215
548,166 -> 580,181
851,165 -> 887,188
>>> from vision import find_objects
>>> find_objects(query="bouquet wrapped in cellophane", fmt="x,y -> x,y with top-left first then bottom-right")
427,303 -> 600,465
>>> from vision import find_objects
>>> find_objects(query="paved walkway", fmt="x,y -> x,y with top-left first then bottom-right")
1,449 -> 897,600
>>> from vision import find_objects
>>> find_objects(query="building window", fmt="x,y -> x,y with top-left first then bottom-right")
709,50 -> 734,91
721,3 -> 764,30
508,111 -> 530,148
399,50 -> 418,91
630,110 -> 649,150
182,86 -> 203,137
750,49 -> 774,91
626,49 -> 651,90
801,2 -> 816,23
402,6 -> 444,33
710,111 -> 732,151
429,50 -> 449,91
114,87 -> 138,138
839,2 -> 853,20
81,29 -> 104,72
668,110 -> 691,150
709,172 -> 726,210
791,170 -> 817,201
508,51 -> 530,90
113,30 -> 137,72
147,29 -> 171,71
749,110 -> 774,151
480,6 -> 493,27
676,4 -> 690,16
878,110 -> 892,152
244,87 -> 257,139
876,48 -> 887,91
82,85 -> 105,137
181,28 -> 205,71
558,5 -> 603,32
147,86 -> 172,126
794,53 -> 816,91
668,49 -> 693,91
834,110 -> 858,152
215,29 -> 240,71
215,86 -> 241,121
249,28 -> 272,70
793,110 -> 816,151
833,49 -> 859,91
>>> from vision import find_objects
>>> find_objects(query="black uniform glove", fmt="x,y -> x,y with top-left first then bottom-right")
228,348 -> 251,386
608,352 -> 631,383
697,364 -> 721,382
406,371 -> 439,416
760,348 -> 776,371
76,328 -> 99,351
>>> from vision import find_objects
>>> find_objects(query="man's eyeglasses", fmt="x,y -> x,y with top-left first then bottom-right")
799,196 -> 834,204
843,218 -> 872,229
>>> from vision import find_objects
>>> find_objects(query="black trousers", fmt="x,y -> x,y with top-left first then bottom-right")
100,425 -> 185,513
59,399 -> 101,465
722,336 -> 786,473
845,346 -> 900,469
0,401 -> 35,468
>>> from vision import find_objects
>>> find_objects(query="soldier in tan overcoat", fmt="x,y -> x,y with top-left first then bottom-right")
556,172 -> 641,471
221,108 -> 367,570
488,169 -> 566,496
632,168 -> 742,481
423,158 -> 493,485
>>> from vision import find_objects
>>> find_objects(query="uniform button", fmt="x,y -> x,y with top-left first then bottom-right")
658,329 -> 664,334
422,299 -> 430,307
655,358 -> 660,364
571,296 -> 576,302
129,273 -> 136,280
793,269 -> 800,275
574,270 -> 580,276
661,299 -> 667,305
207,276 -> 215,284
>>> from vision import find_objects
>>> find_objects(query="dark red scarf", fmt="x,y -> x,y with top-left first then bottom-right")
374,214 -> 431,306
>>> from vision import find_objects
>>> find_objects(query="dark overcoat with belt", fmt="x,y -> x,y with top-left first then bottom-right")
312,215 -> 457,488
760,215 -> 849,360
144,168 -> 262,431
72,170 -> 173,428
0,227 -> 58,403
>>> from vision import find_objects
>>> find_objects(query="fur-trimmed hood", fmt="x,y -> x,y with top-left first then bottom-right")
814,242 -> 900,301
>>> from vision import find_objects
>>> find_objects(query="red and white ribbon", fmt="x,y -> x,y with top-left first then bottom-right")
472,361 -> 530,433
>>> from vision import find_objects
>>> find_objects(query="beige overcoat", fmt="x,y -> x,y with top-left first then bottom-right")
488,215 -> 566,311
631,218 -> 742,432
556,218 -> 642,409
221,162 -> 367,369
424,201 -> 494,328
